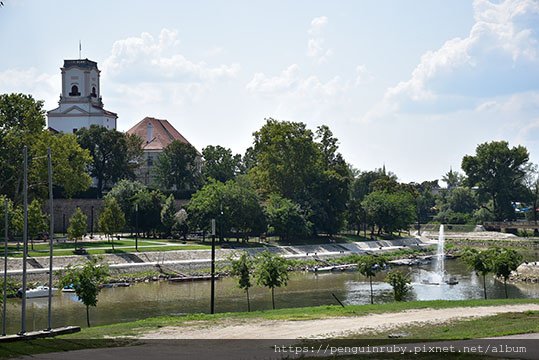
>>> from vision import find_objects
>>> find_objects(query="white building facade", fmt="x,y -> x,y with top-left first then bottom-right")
47,59 -> 117,133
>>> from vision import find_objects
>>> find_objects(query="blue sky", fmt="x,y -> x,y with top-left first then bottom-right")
1,0 -> 538,183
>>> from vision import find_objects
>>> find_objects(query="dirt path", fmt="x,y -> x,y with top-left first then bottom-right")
141,304 -> 539,339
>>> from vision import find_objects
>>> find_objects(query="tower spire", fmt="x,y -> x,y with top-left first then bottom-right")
79,41 -> 81,59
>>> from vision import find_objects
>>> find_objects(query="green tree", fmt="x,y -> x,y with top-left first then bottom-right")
435,187 -> 478,224
77,125 -> 142,198
133,189 -> 165,237
98,197 -> 125,251
249,119 -> 319,202
188,179 -> 266,241
254,251 -> 289,310
385,270 -> 412,301
68,207 -> 88,248
0,94 -> 92,200
27,199 -> 47,250
489,247 -> 522,298
105,179 -> 146,229
0,93 -> 46,201
461,247 -> 493,299
230,252 -> 253,312
59,256 -> 109,327
462,141 -> 529,221
361,190 -> 415,236
442,168 -> 465,189
160,194 -> 177,237
265,194 -> 310,241
357,254 -> 386,304
202,145 -> 241,183
154,140 -> 200,191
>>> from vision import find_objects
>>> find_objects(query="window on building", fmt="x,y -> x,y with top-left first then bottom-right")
69,85 -> 80,96
91,86 -> 97,97
147,155 -> 153,167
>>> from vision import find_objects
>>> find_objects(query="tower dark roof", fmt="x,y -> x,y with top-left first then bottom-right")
63,59 -> 98,70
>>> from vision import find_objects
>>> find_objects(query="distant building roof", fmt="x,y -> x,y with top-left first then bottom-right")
126,117 -> 199,153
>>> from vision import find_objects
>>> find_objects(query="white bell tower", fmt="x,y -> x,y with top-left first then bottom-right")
47,59 -> 118,133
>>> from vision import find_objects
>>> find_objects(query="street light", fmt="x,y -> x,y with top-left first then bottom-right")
210,218 -> 216,314
135,203 -> 139,252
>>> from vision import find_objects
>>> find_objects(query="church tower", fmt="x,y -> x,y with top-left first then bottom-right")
47,59 -> 118,133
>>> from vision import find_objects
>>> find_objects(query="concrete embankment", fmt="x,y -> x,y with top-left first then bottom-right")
1,238 -> 426,281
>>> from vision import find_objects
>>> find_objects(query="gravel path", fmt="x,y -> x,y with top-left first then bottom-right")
141,304 -> 539,339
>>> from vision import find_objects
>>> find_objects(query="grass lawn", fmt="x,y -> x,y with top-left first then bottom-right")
1,299 -> 538,359
3,239 -> 214,257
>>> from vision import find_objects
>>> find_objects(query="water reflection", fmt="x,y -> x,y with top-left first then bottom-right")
3,259 -> 538,334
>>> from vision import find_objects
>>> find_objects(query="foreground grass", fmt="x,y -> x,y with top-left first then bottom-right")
1,299 -> 538,359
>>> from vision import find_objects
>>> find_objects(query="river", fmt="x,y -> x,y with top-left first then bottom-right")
3,259 -> 538,334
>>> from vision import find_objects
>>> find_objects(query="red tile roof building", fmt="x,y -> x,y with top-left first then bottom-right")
126,117 -> 201,187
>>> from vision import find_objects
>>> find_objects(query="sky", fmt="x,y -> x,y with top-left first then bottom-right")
1,0 -> 539,184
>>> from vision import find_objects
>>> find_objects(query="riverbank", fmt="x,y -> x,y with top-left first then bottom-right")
1,237 -> 427,282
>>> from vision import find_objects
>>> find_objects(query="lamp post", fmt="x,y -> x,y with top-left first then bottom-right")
210,218 -> 216,314
20,146 -> 28,335
46,147 -> 54,331
90,206 -> 94,239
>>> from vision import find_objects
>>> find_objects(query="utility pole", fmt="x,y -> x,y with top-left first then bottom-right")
47,148 -> 54,331
20,146 -> 28,335
2,198 -> 8,336
210,219 -> 216,314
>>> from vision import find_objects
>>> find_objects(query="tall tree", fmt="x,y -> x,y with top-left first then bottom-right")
154,140 -> 200,191
0,93 -> 92,200
361,190 -> 416,235
202,145 -> 241,183
77,125 -> 141,198
462,141 -> 529,221
133,189 -> 165,237
249,119 -> 319,202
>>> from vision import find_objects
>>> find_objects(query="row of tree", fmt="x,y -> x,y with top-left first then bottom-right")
3,93 -> 539,239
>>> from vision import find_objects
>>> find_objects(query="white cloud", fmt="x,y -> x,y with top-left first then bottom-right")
355,65 -> 373,85
102,28 -> 240,83
0,68 -> 59,110
307,16 -> 332,63
365,0 -> 539,121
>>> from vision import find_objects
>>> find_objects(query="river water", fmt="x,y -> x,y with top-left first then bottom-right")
3,259 -> 539,334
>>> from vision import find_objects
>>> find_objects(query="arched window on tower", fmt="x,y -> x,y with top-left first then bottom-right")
91,86 -> 97,97
69,85 -> 81,96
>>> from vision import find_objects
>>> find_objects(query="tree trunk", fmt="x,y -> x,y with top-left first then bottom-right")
482,273 -> 487,300
369,276 -> 374,305
504,278 -> 508,299
86,305 -> 91,327
271,287 -> 275,310
246,288 -> 251,312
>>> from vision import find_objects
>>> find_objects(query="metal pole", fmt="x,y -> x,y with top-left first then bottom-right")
135,204 -> 138,251
210,219 -> 216,314
62,214 -> 66,236
90,206 -> 94,239
2,198 -> 8,336
47,148 -> 54,331
21,146 -> 28,335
